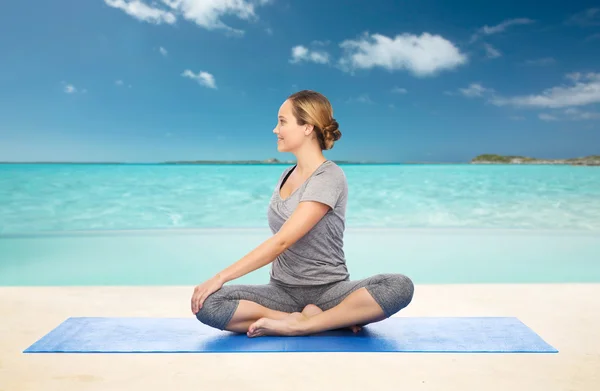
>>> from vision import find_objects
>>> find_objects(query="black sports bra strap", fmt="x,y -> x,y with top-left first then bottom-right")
280,165 -> 297,190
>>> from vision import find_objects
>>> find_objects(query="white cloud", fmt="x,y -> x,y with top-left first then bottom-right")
471,18 -> 535,42
534,108 -> 600,122
484,43 -> 501,58
289,45 -> 330,64
458,83 -> 493,97
104,0 -> 176,24
391,87 -> 407,94
338,32 -> 467,77
455,74 -> 600,119
181,69 -> 217,89
346,94 -> 374,104
564,108 -> 600,120
565,8 -> 600,27
539,113 -> 558,121
490,72 -> 600,108
509,115 -> 525,121
566,72 -> 583,81
64,84 -> 76,94
105,0 -> 273,35
481,18 -> 535,35
159,46 -> 168,56
115,80 -> 124,86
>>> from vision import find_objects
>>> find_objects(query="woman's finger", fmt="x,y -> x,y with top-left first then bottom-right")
198,292 -> 208,310
194,291 -> 203,313
192,289 -> 202,314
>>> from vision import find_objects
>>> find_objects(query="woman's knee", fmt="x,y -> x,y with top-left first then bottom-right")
195,289 -> 238,330
370,273 -> 414,316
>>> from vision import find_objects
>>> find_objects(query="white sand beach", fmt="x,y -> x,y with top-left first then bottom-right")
1,283 -> 599,390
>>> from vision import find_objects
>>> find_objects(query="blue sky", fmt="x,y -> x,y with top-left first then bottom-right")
1,0 -> 599,163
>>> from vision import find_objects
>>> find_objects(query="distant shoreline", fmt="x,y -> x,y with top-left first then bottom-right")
471,154 -> 600,166
0,159 -> 461,165
1,155 -> 598,165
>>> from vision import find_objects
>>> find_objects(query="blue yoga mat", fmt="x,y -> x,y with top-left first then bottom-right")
23,316 -> 557,353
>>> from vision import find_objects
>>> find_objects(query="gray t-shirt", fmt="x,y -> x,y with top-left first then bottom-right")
267,160 -> 350,286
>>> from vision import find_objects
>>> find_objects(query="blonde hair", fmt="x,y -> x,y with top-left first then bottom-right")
287,90 -> 342,150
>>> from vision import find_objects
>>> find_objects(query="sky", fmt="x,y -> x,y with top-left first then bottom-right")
1,0 -> 599,163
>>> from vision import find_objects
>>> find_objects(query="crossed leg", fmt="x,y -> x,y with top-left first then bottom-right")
299,304 -> 363,333
220,301 -> 361,334
195,283 -> 301,332
247,286 -> 386,337
195,282 -> 365,334
196,274 -> 414,337
247,273 -> 414,337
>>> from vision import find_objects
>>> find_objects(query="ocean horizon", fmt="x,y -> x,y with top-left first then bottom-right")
2,153 -> 597,165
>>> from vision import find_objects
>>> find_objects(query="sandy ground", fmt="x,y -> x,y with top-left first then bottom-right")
1,284 -> 599,391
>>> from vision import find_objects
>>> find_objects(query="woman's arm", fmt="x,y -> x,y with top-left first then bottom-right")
215,235 -> 287,284
191,236 -> 286,314
215,200 -> 331,283
191,201 -> 330,314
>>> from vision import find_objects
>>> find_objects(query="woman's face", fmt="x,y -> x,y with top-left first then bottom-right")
273,99 -> 307,152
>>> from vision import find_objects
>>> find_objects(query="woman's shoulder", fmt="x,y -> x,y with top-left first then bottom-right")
321,160 -> 346,180
309,161 -> 347,193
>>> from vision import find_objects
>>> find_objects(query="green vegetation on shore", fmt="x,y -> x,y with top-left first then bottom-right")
471,154 -> 600,166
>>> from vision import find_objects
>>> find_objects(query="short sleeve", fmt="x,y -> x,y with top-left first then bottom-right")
299,167 -> 345,209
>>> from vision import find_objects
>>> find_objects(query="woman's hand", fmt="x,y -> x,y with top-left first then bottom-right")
191,275 -> 224,315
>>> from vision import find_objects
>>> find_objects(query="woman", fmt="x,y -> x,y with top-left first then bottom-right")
191,90 -> 414,337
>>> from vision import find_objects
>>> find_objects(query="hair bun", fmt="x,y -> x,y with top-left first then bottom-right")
323,119 -> 342,141
321,118 -> 342,150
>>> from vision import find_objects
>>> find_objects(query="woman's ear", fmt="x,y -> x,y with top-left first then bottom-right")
304,124 -> 314,135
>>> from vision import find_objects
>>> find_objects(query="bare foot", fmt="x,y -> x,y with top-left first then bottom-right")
247,312 -> 306,337
301,304 -> 362,334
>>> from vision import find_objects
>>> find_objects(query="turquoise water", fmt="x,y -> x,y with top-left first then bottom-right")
1,163 -> 600,233
1,228 -> 599,285
1,163 -> 600,285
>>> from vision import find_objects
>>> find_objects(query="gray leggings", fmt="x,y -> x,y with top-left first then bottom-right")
196,273 -> 414,331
